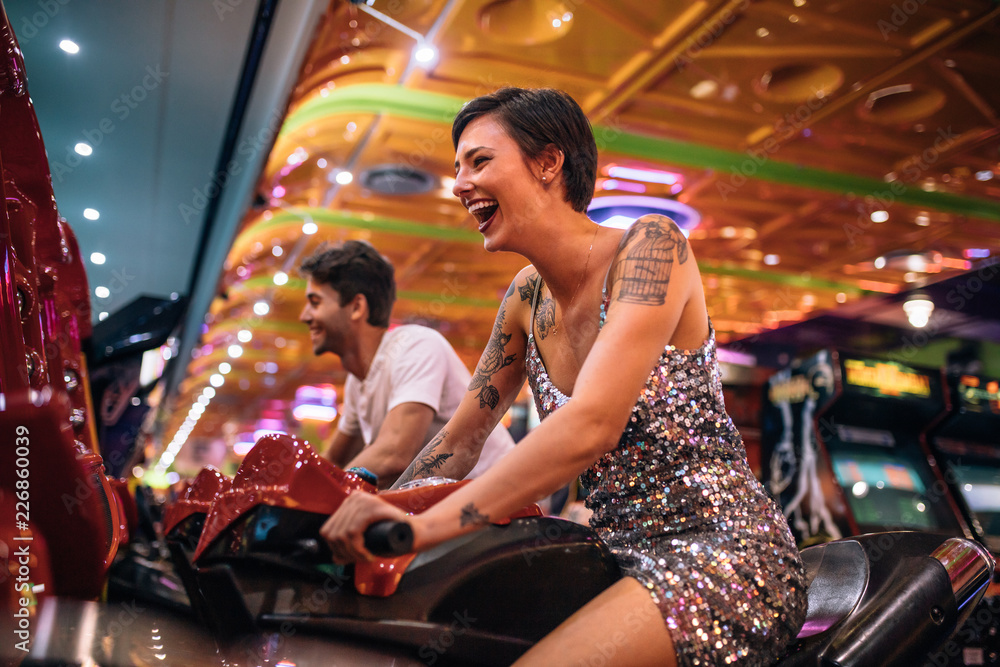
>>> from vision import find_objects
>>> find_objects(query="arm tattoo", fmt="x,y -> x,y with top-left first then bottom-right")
534,296 -> 556,339
612,216 -> 688,306
460,502 -> 490,527
395,430 -> 451,485
517,273 -> 539,302
468,305 -> 516,409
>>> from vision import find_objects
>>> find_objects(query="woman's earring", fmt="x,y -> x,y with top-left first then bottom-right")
541,175 -> 547,182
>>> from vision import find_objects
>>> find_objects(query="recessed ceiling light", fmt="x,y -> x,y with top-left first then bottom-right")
74,142 -> 93,156
90,252 -> 106,265
59,39 -> 80,54
94,286 -> 110,299
83,208 -> 100,220
413,44 -> 437,64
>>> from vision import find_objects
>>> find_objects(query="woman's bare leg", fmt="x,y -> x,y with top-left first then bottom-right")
513,577 -> 678,667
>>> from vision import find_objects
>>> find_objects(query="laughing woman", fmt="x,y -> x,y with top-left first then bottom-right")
321,87 -> 807,666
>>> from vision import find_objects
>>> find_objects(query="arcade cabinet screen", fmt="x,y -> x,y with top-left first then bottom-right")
948,464 -> 1000,538
831,451 -> 938,531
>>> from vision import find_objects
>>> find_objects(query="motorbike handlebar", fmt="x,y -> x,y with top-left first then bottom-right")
364,520 -> 414,557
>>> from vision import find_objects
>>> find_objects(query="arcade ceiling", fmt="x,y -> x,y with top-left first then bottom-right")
21,0 -> 1000,468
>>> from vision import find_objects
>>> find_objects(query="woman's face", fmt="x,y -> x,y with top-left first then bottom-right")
453,114 -> 544,252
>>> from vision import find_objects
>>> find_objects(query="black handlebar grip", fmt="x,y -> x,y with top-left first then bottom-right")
364,520 -> 414,557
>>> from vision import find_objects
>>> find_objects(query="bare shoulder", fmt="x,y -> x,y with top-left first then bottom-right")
509,264 -> 541,303
608,215 -> 696,307
499,265 -> 541,329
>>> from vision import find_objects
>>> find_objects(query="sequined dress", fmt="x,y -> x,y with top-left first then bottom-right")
526,281 -> 807,666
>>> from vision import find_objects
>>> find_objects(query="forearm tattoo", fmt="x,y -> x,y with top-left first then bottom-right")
469,305 -> 515,410
395,430 -> 451,486
460,502 -> 490,527
612,216 -> 689,306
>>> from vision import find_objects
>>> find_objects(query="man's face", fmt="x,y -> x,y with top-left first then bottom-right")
300,279 -> 353,356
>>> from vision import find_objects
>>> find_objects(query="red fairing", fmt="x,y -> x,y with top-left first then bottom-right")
162,466 -> 232,536
194,434 -> 542,596
193,434 -> 372,560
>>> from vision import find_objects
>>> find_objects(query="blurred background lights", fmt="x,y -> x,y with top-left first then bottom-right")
90,252 -> 106,265
253,301 -> 270,316
237,329 -> 253,343
74,142 -> 92,156
59,39 -> 80,54
83,208 -> 100,220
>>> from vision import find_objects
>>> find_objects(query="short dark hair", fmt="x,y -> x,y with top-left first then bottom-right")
299,240 -> 395,327
452,87 -> 597,213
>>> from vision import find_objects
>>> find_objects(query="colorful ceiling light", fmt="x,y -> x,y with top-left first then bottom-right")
588,196 -> 700,233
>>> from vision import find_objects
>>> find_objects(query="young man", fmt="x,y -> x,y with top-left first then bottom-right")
299,240 -> 515,488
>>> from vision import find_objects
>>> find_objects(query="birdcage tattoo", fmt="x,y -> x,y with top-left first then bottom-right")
616,221 -> 686,305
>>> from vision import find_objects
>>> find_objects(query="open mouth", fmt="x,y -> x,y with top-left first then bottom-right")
469,201 -> 498,227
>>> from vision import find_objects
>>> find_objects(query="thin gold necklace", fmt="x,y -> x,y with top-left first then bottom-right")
553,225 -> 599,335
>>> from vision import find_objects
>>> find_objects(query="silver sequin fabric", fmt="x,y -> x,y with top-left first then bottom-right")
525,289 -> 807,666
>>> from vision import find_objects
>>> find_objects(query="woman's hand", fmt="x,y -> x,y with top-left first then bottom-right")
320,491 -> 410,563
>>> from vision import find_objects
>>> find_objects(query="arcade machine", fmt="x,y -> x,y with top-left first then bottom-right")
762,349 -> 971,544
761,349 -> 997,665
927,374 -> 1000,663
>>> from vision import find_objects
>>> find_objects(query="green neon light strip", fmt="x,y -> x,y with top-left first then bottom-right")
281,84 -> 1000,223
245,208 -> 482,243
236,210 -> 862,293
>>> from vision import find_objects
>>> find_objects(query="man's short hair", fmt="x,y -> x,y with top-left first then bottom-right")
299,240 -> 396,327
452,87 -> 598,213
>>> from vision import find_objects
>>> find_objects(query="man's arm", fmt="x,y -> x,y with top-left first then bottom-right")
344,402 -> 435,488
324,429 -> 364,467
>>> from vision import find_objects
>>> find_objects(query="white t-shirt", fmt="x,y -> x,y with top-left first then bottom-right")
337,324 -> 516,479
